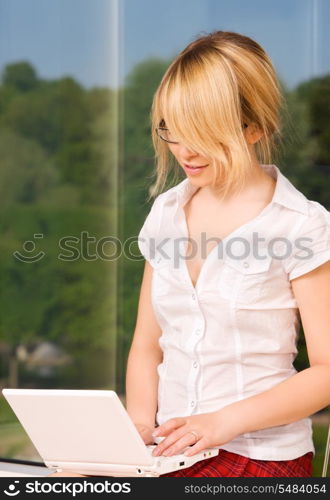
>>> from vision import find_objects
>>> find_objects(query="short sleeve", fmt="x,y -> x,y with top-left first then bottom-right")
283,201 -> 330,281
137,195 -> 163,264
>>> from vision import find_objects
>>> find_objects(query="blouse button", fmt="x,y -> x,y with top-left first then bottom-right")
243,261 -> 249,268
191,292 -> 196,300
190,400 -> 195,407
193,361 -> 198,368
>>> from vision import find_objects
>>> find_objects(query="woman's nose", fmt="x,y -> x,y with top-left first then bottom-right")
175,143 -> 198,158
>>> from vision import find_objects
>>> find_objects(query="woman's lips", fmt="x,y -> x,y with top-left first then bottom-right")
183,164 -> 208,174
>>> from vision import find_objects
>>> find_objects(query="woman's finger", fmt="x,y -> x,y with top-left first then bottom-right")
158,431 -> 201,457
152,425 -> 189,456
183,437 -> 209,457
153,417 -> 186,437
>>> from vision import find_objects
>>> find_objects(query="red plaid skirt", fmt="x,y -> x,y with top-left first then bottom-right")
160,449 -> 314,477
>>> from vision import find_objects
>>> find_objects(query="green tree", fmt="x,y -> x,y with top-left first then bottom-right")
117,58 -> 170,390
0,62 -> 117,388
1,61 -> 38,92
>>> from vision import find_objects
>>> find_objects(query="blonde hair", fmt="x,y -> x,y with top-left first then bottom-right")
147,30 -> 284,202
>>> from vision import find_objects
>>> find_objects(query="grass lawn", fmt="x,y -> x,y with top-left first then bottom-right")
311,419 -> 329,477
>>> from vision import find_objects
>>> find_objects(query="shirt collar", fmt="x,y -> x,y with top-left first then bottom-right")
173,164 -> 308,215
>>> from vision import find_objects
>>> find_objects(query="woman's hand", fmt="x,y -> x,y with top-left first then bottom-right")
134,423 -> 156,445
151,408 -> 241,457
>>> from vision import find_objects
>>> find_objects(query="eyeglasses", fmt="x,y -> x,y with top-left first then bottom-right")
156,122 -> 248,144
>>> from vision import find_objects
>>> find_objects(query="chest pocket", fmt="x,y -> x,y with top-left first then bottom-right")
218,255 -> 272,305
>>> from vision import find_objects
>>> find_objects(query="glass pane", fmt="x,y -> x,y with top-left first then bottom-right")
119,0 -> 330,478
0,0 -> 119,461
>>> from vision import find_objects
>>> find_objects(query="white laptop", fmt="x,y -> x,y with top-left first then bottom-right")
2,389 -> 219,477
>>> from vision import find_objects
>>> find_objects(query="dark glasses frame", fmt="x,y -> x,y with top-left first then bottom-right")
155,122 -> 249,144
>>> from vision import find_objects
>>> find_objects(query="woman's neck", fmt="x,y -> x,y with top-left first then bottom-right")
199,162 -> 274,206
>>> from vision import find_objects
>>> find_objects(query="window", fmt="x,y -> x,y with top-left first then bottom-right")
0,0 -> 329,476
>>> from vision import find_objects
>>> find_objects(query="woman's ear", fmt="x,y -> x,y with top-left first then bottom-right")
244,122 -> 264,144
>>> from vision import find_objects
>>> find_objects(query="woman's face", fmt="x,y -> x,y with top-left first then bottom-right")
167,141 -> 214,186
167,124 -> 258,188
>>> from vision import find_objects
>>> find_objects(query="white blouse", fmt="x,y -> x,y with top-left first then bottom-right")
137,164 -> 330,460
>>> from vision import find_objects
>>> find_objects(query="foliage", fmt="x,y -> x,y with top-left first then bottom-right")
0,63 -> 117,388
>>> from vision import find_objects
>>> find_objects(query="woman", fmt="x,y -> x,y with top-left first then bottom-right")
126,30 -> 330,477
